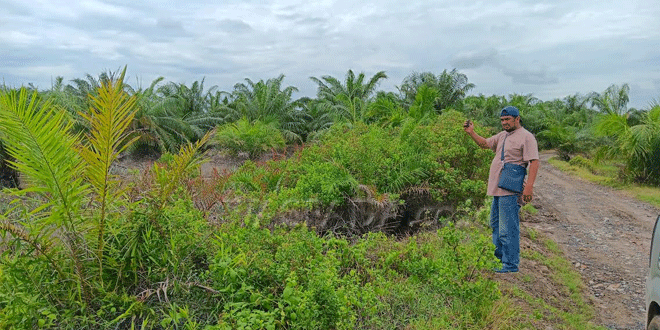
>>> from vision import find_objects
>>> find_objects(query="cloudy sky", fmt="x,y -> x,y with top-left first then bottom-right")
1,0 -> 659,108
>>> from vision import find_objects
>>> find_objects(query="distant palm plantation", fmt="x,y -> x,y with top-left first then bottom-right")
4,66 -> 655,185
0,68 -> 656,190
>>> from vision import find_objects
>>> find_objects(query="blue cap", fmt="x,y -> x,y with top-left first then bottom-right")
500,106 -> 520,117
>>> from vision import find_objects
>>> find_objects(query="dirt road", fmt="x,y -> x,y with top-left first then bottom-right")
525,151 -> 660,329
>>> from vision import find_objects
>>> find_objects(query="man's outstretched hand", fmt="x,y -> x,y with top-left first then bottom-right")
463,120 -> 473,133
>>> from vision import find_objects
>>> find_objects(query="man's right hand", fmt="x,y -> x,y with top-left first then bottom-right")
463,120 -> 473,133
464,119 -> 488,148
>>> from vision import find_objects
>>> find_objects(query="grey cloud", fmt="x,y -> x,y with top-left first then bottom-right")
270,11 -> 331,39
157,18 -> 185,31
275,12 -> 301,21
275,12 -> 326,26
294,16 -> 328,27
0,51 -> 40,68
1,46 -> 89,70
451,49 -> 558,85
217,19 -> 253,33
500,66 -> 559,85
70,16 -> 132,32
0,0 -> 32,16
151,18 -> 190,40
1,0 -> 659,109
178,65 -> 230,77
60,13 -> 192,44
276,4 -> 298,12
0,72 -> 25,88
450,49 -> 499,69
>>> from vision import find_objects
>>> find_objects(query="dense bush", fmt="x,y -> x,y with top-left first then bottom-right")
0,80 -> 218,328
223,110 -> 493,234
0,199 -> 501,329
204,221 -> 499,329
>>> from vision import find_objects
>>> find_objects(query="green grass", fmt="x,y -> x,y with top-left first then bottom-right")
549,157 -> 618,186
629,186 -> 660,207
542,238 -> 601,328
526,227 -> 538,241
520,203 -> 539,223
504,234 -> 606,330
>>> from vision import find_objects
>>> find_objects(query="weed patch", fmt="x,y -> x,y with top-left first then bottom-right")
495,226 -> 605,330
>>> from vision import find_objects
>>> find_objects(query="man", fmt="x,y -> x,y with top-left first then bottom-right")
463,106 -> 539,273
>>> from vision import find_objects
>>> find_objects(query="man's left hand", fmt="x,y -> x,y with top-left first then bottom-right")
522,186 -> 534,203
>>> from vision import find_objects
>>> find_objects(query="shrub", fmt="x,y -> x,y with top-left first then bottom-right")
287,161 -> 358,206
307,110 -> 490,203
104,197 -> 210,289
205,220 -> 499,329
215,118 -> 286,159
222,110 -> 493,234
0,79 -> 220,328
568,155 -> 595,173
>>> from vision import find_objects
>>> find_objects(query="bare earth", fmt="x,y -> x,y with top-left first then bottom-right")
520,151 -> 660,329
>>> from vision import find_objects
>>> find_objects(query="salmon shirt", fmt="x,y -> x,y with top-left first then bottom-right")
485,127 -> 539,196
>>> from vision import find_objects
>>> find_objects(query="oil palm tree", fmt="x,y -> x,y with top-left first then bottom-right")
310,69 -> 388,124
127,77 -> 194,155
589,83 -> 630,115
228,74 -> 305,143
156,78 -> 227,134
398,69 -> 474,112
363,91 -> 406,127
294,98 -> 329,140
127,78 -> 227,156
521,94 -> 600,157
0,66 -> 140,306
407,85 -> 441,122
561,93 -> 596,128
594,102 -> 660,184
0,72 -> 213,323
47,71 -> 131,135
461,94 -> 506,130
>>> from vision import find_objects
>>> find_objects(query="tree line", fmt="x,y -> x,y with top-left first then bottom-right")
2,67 -> 659,185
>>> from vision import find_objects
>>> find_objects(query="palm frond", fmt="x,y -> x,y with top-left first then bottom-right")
0,88 -> 88,227
0,87 -> 91,302
153,131 -> 213,210
78,67 -> 139,257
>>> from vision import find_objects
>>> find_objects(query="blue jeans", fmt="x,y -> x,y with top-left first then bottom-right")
490,195 -> 521,271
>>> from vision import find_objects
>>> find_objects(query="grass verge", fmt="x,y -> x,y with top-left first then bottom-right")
492,225 -> 607,330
